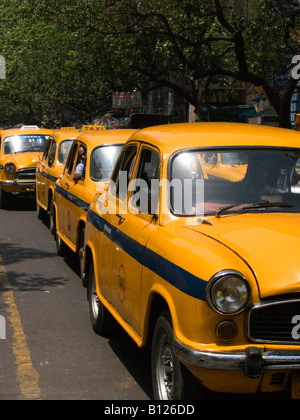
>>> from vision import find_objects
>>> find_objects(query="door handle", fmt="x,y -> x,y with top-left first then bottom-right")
116,213 -> 126,221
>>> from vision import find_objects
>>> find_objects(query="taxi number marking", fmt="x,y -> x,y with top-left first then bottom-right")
291,315 -> 300,340
118,265 -> 125,303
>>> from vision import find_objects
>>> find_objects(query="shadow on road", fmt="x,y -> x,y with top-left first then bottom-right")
1,194 -> 36,212
108,325 -> 153,400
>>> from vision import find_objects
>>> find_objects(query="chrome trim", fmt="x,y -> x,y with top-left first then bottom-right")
0,179 -> 35,186
246,298 -> 300,345
174,341 -> 300,372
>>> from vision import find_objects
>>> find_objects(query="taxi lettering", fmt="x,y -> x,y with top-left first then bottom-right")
81,125 -> 106,132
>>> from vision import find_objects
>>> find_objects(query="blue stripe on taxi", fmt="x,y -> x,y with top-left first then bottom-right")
87,209 -> 207,301
55,184 -> 90,212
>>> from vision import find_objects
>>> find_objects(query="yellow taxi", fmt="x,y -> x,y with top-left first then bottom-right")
53,129 -> 137,283
83,122 -> 300,400
201,151 -> 247,181
36,127 -> 80,229
0,125 -> 53,208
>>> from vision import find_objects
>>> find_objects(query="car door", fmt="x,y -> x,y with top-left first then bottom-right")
105,144 -> 160,334
36,137 -> 52,207
55,141 -> 79,245
62,141 -> 88,248
96,143 -> 138,303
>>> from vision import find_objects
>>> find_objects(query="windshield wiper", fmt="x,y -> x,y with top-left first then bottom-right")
215,201 -> 293,218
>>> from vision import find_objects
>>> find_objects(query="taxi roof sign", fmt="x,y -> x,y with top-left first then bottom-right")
80,125 -> 106,132
20,125 -> 40,130
60,127 -> 78,131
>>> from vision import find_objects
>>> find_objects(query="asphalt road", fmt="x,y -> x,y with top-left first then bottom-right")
0,195 -> 292,402
0,195 -> 151,401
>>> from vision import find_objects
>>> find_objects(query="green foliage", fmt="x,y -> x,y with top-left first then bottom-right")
0,0 -> 298,126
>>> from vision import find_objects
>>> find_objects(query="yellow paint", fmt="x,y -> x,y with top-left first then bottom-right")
0,260 -> 42,400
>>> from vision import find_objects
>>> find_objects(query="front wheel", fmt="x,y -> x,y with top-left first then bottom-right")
87,261 -> 114,336
151,311 -> 189,400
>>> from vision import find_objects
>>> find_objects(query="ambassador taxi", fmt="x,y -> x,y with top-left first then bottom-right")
83,122 -> 300,400
0,125 -> 52,208
36,127 -> 80,231
53,128 -> 136,282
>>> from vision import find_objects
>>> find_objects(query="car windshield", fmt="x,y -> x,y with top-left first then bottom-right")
90,144 -> 123,181
3,135 -> 48,154
57,140 -> 74,164
170,148 -> 300,216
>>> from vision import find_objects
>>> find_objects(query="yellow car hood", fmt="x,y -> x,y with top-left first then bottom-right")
6,152 -> 41,169
183,213 -> 300,298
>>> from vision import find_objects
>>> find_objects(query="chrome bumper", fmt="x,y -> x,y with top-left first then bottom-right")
174,341 -> 300,378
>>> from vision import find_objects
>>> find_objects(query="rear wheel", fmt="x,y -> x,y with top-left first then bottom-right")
87,261 -> 113,335
78,227 -> 86,287
49,198 -> 55,235
56,232 -> 67,257
37,202 -> 46,220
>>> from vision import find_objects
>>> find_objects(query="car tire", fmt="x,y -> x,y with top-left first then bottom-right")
87,261 -> 113,336
37,202 -> 46,220
56,232 -> 67,257
151,311 -> 190,400
49,198 -> 56,235
78,228 -> 86,287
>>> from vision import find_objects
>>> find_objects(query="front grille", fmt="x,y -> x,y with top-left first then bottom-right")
247,299 -> 300,344
15,168 -> 36,180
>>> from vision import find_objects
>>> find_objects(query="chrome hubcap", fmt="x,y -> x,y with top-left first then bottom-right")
156,335 -> 174,399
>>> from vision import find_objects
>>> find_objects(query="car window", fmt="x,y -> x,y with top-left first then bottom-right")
90,144 -> 123,181
43,138 -> 52,161
130,147 -> 160,214
48,140 -> 57,166
65,142 -> 78,175
73,143 -> 87,181
57,140 -> 74,165
170,148 -> 300,216
111,144 -> 138,201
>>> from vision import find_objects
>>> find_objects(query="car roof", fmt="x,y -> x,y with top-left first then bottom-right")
76,129 -> 138,148
50,129 -> 80,142
1,126 -> 53,138
130,122 -> 300,154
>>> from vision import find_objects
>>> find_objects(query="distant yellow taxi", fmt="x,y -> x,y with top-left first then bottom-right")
201,151 -> 247,181
36,127 -> 80,229
53,129 -> 137,282
0,125 -> 53,208
84,122 -> 300,400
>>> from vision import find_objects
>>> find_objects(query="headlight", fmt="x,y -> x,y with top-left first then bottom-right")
5,162 -> 16,173
206,270 -> 250,315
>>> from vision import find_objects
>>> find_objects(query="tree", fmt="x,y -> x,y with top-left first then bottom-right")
0,0 -> 298,127
94,0 -> 300,127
